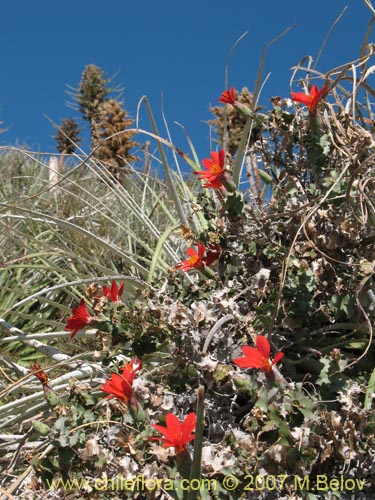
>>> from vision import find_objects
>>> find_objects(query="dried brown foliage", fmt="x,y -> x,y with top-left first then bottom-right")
54,117 -> 81,155
94,99 -> 139,176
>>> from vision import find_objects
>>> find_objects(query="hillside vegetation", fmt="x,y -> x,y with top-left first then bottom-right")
1,16 -> 375,500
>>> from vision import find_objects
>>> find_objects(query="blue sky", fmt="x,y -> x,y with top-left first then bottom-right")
0,0 -> 373,165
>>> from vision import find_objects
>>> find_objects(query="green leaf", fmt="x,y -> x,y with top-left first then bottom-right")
345,342 -> 367,349
364,367 -> 375,410
53,417 -> 66,432
45,390 -> 60,408
258,169 -> 274,184
316,358 -> 331,386
298,406 -> 316,420
255,389 -> 270,412
32,421 -> 51,436
69,431 -> 81,447
213,364 -> 231,382
319,133 -> 331,155
226,192 -> 244,218
56,435 -> 69,447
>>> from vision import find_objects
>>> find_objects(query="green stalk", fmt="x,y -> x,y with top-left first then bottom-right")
200,266 -> 216,279
187,386 -> 205,500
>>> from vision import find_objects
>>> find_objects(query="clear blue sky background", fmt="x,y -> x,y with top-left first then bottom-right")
0,0 -> 373,164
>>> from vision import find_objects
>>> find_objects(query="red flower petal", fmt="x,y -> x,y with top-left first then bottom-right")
195,150 -> 226,189
200,159 -> 210,170
103,280 -> 124,303
234,336 -> 284,372
256,335 -> 270,359
186,247 -> 198,258
101,358 -> 141,404
66,299 -> 94,339
197,242 -> 206,260
218,87 -> 236,105
233,346 -> 264,369
31,363 -> 49,384
101,373 -> 132,402
291,84 -> 328,112
181,412 -> 197,442
175,244 -> 206,272
210,151 -> 221,167
152,423 -> 176,442
272,351 -> 284,366
165,413 -> 183,434
152,412 -> 196,454
218,149 -> 225,167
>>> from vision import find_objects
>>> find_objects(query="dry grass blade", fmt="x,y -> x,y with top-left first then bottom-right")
233,25 -> 294,186
313,5 -> 349,70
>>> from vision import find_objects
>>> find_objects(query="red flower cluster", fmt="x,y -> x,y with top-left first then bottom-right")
194,149 -> 226,189
218,86 -> 236,105
175,243 -> 221,272
290,84 -> 328,113
152,412 -> 196,454
101,357 -> 142,405
234,335 -> 284,373
65,299 -> 94,339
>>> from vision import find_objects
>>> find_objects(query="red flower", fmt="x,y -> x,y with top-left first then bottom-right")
234,335 -> 284,372
218,86 -> 236,105
290,84 -> 328,113
175,242 -> 221,272
194,149 -> 226,189
101,357 -> 142,405
65,299 -> 94,339
175,242 -> 206,272
103,280 -> 124,303
152,412 -> 196,454
31,363 -> 49,385
120,356 -> 142,379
